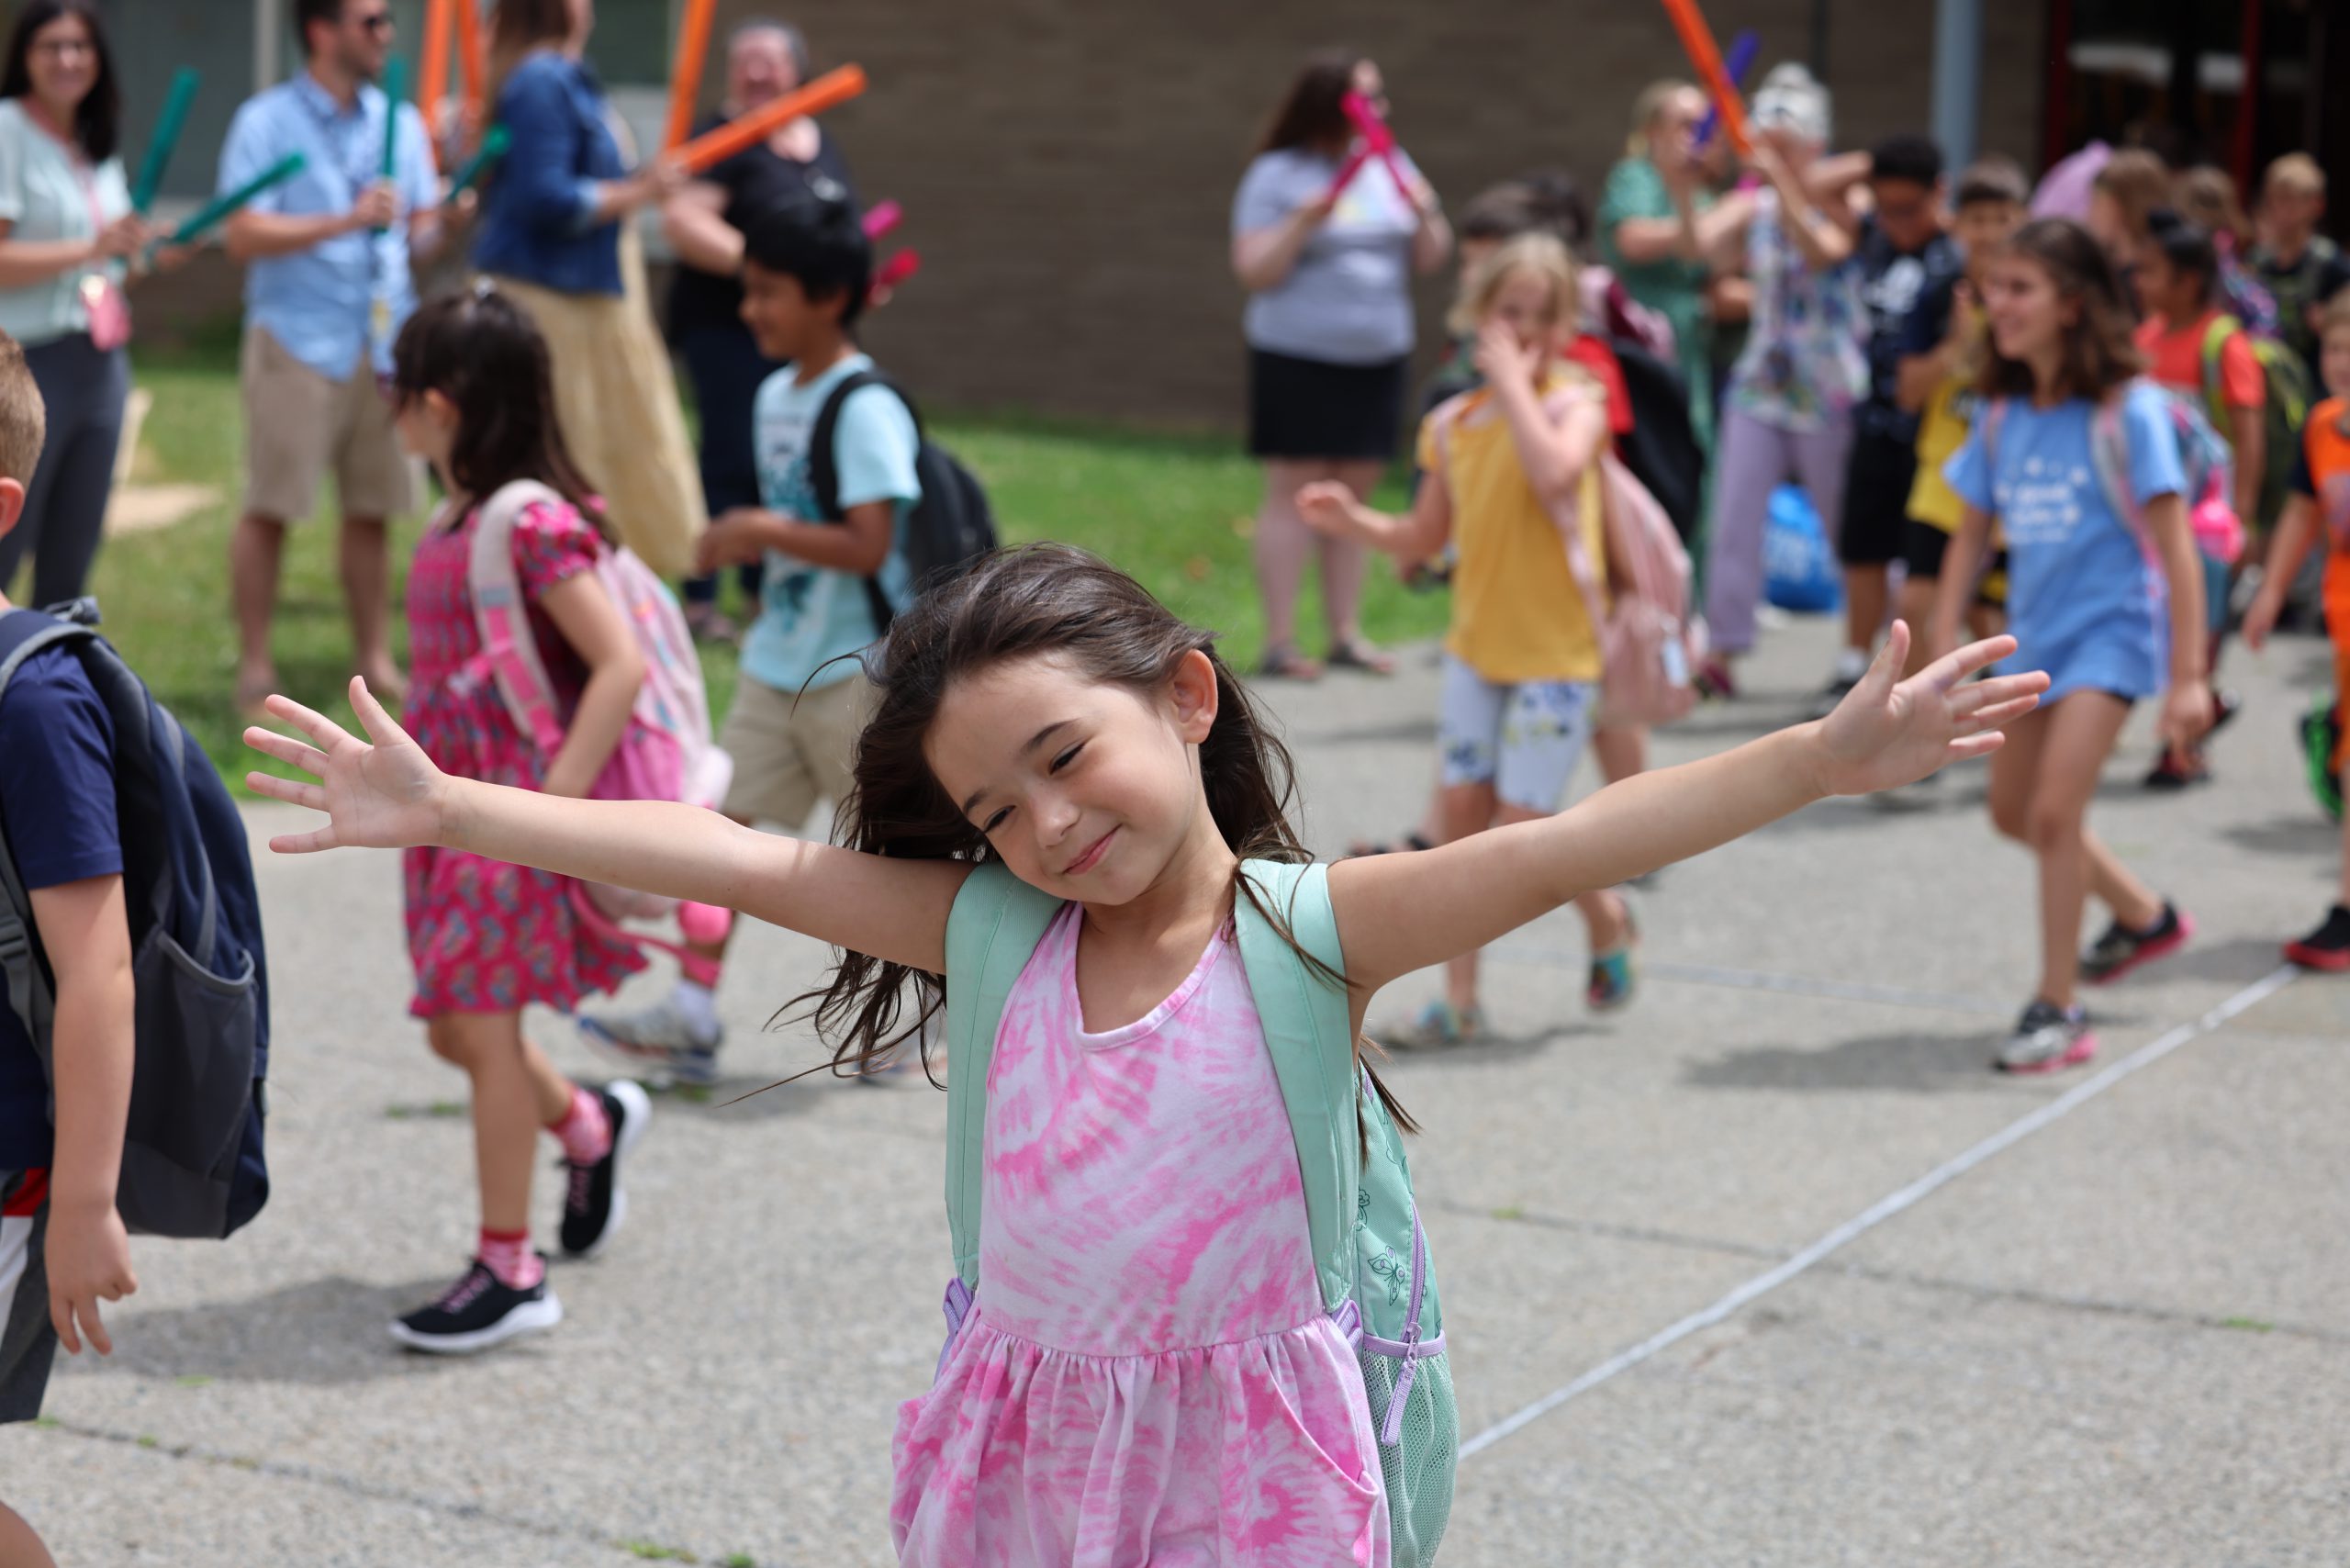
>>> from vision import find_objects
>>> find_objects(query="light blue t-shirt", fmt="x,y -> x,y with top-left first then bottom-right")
219,73 -> 436,380
739,353 -> 923,696
1944,381 -> 2188,701
1232,147 -> 1423,365
0,99 -> 129,346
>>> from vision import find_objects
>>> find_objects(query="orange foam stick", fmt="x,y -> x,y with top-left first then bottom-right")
453,0 -> 483,119
673,64 -> 866,175
418,0 -> 452,150
1656,0 -> 1752,156
662,0 -> 719,151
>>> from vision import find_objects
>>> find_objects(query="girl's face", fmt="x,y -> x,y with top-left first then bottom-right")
2322,324 -> 2350,401
392,388 -> 458,469
25,13 -> 97,115
728,29 -> 798,108
1486,268 -> 1559,356
926,651 -> 1221,906
1350,60 -> 1386,114
1650,88 -> 1706,173
1982,252 -> 2072,365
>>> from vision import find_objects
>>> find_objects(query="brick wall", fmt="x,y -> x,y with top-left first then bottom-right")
706,0 -> 2047,431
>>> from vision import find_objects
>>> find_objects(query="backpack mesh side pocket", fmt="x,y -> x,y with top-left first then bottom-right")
1359,1344 -> 1458,1568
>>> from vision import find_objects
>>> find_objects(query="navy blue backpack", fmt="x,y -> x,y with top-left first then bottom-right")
0,603 -> 270,1238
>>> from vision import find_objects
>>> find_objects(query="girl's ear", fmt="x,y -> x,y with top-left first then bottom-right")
425,388 -> 460,429
1168,648 -> 1220,745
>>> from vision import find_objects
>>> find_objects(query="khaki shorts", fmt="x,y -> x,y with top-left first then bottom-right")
719,670 -> 873,832
241,324 -> 419,523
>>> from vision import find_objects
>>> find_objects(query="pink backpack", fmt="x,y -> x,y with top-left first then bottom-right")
461,481 -> 733,925
1431,386 -> 1707,728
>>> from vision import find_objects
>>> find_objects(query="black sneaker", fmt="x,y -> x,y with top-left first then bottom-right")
390,1260 -> 562,1354
2284,904 -> 2350,972
2081,902 -> 2194,984
560,1080 -> 650,1259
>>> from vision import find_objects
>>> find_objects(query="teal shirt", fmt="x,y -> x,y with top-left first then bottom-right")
1597,155 -> 1714,450
0,98 -> 129,346
739,353 -> 923,696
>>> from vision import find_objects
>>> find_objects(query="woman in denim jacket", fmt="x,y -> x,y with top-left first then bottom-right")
475,0 -> 702,578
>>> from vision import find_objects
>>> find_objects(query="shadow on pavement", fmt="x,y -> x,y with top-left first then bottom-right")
61,1275 -> 516,1386
1682,1024 -> 2023,1092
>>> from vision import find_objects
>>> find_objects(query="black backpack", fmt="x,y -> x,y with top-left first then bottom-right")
1607,335 -> 1705,545
0,603 -> 271,1239
808,370 -> 997,630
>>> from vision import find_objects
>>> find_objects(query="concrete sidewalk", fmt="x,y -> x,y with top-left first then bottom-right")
6,612 -> 2344,1566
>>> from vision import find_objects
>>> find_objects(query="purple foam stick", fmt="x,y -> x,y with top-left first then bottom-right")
1694,29 -> 1760,151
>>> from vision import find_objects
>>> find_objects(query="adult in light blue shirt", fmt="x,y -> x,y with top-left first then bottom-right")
216,0 -> 458,715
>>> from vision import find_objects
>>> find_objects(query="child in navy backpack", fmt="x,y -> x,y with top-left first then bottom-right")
0,330 -> 135,1568
361,286 -> 652,1354
1930,218 -> 2213,1074
581,192 -> 922,1087
248,541 -> 2040,1564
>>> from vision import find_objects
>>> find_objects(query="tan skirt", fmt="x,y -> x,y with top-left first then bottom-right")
486,233 -> 704,577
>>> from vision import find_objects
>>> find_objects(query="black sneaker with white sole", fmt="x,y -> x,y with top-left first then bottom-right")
560,1080 -> 650,1259
390,1259 -> 562,1354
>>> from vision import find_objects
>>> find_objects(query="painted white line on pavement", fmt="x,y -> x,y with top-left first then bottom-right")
1458,963 -> 2301,1461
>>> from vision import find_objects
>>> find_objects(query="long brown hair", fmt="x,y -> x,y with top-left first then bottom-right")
487,0 -> 574,111
800,543 -> 1417,1134
390,285 -> 611,538
1977,218 -> 2142,404
2091,149 -> 2170,244
1255,48 -> 1361,158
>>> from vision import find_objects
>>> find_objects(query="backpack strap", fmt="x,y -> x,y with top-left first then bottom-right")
2199,313 -> 2243,434
940,860 -> 1062,1296
1232,859 -> 1360,1316
464,480 -> 571,763
807,367 -> 917,635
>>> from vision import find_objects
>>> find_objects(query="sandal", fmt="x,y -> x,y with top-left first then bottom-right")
1346,830 -> 1437,859
1587,905 -> 1639,1013
1326,638 -> 1396,676
1257,644 -> 1325,681
1384,998 -> 1485,1050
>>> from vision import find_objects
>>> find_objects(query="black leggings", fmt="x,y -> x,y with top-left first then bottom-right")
0,332 -> 127,608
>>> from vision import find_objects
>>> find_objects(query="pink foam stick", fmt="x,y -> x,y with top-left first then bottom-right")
1341,90 -> 1412,203
870,249 -> 920,302
862,199 -> 902,241
1321,144 -> 1371,205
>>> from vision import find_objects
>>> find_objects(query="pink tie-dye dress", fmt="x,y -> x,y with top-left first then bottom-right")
891,903 -> 1390,1566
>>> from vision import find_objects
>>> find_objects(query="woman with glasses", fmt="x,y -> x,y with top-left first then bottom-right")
0,0 -> 161,607
1230,50 -> 1449,681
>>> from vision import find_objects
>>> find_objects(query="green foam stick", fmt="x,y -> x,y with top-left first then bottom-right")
130,67 -> 199,214
170,151 -> 307,244
447,126 -> 509,196
375,57 -> 408,233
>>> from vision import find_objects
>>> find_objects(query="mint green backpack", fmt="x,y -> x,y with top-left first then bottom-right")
936,858 -> 1458,1565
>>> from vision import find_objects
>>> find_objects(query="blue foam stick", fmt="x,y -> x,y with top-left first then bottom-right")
1694,30 -> 1760,151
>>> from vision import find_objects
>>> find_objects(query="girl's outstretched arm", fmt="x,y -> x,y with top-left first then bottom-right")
1328,627 -> 2047,992
244,680 -> 967,974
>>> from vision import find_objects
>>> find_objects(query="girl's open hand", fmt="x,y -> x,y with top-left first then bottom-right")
1294,480 -> 1358,537
242,678 -> 452,854
1812,622 -> 2048,797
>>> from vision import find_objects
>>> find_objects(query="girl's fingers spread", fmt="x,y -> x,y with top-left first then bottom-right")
350,675 -> 401,740
1936,634 -> 2020,682
244,728 -> 329,775
244,772 -> 328,811
1947,732 -> 2007,760
1957,696 -> 2042,734
1949,673 -> 2046,715
265,693 -> 348,748
265,826 -> 340,855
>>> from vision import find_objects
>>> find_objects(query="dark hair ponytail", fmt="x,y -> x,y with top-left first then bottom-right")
390,285 -> 610,537
795,544 -> 1416,1136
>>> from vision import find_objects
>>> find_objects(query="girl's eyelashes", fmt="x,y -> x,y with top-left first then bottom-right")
1050,743 -> 1085,774
971,743 -> 1086,833
980,806 -> 1012,834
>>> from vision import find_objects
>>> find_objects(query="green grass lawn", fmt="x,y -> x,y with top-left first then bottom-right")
81,336 -> 1444,798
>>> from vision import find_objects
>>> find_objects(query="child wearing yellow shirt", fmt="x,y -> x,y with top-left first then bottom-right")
1300,233 -> 1635,1044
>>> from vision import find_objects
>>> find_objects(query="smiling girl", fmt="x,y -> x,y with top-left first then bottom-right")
1930,218 -> 2212,1073
245,541 -> 2039,1564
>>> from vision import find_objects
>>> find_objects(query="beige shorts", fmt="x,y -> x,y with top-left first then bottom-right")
240,324 -> 419,524
718,671 -> 873,832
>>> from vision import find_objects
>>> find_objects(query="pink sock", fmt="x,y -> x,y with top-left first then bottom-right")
547,1084 -> 612,1166
478,1227 -> 543,1290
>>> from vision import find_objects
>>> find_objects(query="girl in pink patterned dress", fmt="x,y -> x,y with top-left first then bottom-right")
375,287 -> 655,1354
249,546 -> 2046,1560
